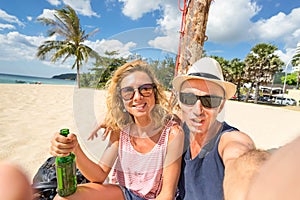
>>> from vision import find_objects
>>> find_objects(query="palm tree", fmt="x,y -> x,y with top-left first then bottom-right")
244,43 -> 284,103
36,5 -> 100,88
230,58 -> 245,101
211,56 -> 246,101
210,56 -> 231,82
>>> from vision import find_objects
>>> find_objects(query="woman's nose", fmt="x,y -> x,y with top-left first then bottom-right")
132,89 -> 142,100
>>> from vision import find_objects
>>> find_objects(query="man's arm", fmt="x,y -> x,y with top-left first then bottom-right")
219,131 -> 270,200
223,149 -> 270,200
247,135 -> 300,200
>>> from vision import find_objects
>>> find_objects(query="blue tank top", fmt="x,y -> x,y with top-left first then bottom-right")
177,122 -> 238,200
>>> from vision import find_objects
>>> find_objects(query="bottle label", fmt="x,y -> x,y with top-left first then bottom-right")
56,157 -> 77,196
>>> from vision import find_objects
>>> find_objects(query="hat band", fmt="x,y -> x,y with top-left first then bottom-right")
188,72 -> 221,80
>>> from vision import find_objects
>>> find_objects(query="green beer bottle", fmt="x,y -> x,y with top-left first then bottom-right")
55,128 -> 77,197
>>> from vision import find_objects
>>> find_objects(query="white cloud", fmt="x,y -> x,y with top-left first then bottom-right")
156,3 -> 180,35
118,0 -> 162,20
2,0 -> 300,74
252,8 -> 300,47
85,39 -> 136,57
275,49 -> 294,64
37,9 -> 56,20
0,32 -> 42,61
205,0 -> 300,56
0,31 -> 69,69
207,0 -> 261,43
253,11 -> 298,40
0,9 -> 25,27
148,32 -> 178,54
39,1 -> 100,19
0,29 -> 136,66
116,0 -> 180,53
27,16 -> 33,21
63,0 -> 100,17
47,0 -> 61,6
146,0 -> 300,63
147,2 -> 180,53
148,3 -> 180,53
0,23 -> 15,31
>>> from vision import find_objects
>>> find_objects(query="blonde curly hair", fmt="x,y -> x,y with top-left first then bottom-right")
104,60 -> 171,131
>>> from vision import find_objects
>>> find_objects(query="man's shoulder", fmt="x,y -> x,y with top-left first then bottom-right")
221,121 -> 239,132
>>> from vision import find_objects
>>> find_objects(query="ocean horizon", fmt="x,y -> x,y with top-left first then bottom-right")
0,73 -> 76,85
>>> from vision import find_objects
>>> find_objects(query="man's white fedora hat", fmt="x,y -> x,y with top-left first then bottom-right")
172,57 -> 237,99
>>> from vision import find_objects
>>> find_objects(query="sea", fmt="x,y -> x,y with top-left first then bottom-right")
0,73 -> 76,85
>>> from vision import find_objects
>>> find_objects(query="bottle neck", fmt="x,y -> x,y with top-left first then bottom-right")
60,128 -> 70,137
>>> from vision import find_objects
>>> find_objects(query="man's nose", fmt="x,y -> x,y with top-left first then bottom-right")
192,99 -> 204,115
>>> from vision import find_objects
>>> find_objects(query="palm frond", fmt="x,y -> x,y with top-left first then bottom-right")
36,5 -> 102,88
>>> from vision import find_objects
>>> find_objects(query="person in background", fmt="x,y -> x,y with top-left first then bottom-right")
172,57 -> 270,200
50,60 -> 184,200
0,162 -> 32,200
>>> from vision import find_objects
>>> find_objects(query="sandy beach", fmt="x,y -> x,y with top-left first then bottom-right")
1,84 -> 300,181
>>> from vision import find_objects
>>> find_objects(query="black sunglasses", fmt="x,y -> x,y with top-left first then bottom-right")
179,92 -> 223,108
120,83 -> 156,101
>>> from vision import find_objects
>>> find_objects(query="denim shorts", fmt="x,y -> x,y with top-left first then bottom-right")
119,186 -> 146,200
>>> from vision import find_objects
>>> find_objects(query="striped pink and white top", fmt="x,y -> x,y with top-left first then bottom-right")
112,120 -> 176,199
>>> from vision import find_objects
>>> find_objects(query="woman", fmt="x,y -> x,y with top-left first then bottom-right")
50,60 -> 184,200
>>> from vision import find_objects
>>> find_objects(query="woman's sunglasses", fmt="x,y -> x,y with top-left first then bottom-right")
120,83 -> 156,101
179,92 -> 223,108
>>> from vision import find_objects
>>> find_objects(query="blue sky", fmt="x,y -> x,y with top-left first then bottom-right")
0,0 -> 300,78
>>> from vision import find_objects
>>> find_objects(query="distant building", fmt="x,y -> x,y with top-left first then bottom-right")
259,86 -> 283,95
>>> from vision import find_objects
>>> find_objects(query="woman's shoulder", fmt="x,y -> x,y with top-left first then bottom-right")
165,115 -> 184,143
165,114 -> 182,126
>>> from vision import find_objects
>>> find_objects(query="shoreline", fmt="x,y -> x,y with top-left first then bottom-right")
0,84 -> 299,180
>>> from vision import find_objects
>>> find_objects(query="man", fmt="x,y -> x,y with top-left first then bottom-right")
172,57 -> 269,200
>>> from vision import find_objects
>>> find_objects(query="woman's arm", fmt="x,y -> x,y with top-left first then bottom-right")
156,124 -> 184,200
88,122 -> 111,141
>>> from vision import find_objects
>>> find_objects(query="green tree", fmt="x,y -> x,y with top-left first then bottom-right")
281,72 -> 298,85
36,5 -> 100,88
244,43 -> 284,103
91,51 -> 128,88
149,56 -> 176,90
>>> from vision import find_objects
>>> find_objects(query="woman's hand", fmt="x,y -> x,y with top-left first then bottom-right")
88,122 -> 112,141
50,132 -> 78,157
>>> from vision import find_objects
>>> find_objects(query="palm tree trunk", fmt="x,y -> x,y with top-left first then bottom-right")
77,64 -> 80,88
177,0 -> 213,74
254,82 -> 260,104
